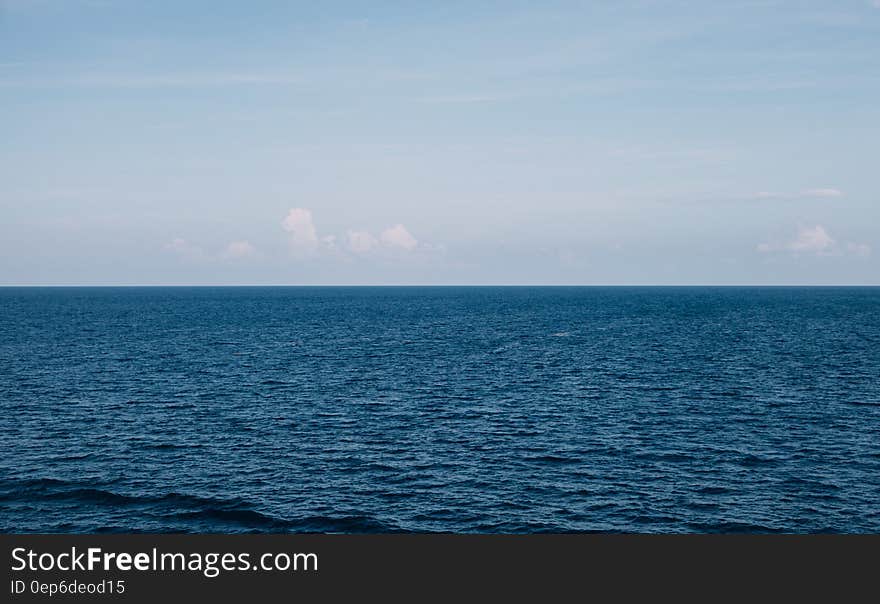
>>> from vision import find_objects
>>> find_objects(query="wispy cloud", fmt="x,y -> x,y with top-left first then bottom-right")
413,94 -> 507,104
0,71 -> 301,89
800,188 -> 844,198
753,188 -> 843,200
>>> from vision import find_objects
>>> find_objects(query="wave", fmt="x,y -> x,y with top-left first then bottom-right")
0,477 -> 399,533
141,442 -> 205,451
634,452 -> 695,463
737,453 -> 781,467
524,455 -> 579,465
685,521 -> 786,534
0,478 -> 247,508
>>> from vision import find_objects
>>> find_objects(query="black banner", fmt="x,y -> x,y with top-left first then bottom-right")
1,534 -> 876,601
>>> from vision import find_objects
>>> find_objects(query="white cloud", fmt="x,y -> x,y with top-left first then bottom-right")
221,240 -> 257,259
757,225 -> 870,257
279,210 -> 425,259
789,225 -> 835,253
757,225 -> 834,255
346,230 -> 378,254
281,208 -> 319,255
380,224 -> 418,250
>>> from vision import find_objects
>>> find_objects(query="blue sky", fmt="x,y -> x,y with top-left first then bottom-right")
1,0 -> 878,284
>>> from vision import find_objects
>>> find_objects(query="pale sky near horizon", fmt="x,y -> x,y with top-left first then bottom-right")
1,1 -> 879,285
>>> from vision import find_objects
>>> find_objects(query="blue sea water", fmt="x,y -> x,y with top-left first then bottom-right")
1,286 -> 878,533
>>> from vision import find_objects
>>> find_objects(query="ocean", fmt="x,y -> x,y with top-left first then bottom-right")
1,286 -> 878,533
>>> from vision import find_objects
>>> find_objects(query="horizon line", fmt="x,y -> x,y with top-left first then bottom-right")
2,284 -> 879,288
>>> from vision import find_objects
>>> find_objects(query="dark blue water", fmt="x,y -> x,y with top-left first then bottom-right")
1,287 -> 879,533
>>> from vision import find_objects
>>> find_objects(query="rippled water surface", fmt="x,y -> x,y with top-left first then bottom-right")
1,286 -> 879,533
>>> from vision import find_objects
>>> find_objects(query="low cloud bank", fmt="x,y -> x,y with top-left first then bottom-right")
284,208 -> 425,258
